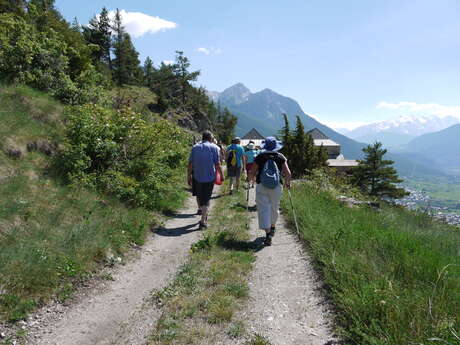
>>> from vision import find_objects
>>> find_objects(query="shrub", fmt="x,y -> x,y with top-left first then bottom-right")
59,104 -> 191,210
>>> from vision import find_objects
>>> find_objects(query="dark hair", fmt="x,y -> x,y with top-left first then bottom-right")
202,130 -> 213,142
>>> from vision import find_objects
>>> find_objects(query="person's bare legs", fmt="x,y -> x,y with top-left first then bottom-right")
200,205 -> 208,225
196,198 -> 202,214
229,177 -> 235,193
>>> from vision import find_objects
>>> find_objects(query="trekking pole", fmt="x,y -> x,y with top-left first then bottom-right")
287,189 -> 301,239
246,181 -> 250,228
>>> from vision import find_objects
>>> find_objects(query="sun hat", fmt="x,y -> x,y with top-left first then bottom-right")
261,136 -> 283,152
231,137 -> 241,144
247,143 -> 255,150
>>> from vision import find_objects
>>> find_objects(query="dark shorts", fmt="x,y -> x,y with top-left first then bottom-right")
193,179 -> 214,207
227,166 -> 242,178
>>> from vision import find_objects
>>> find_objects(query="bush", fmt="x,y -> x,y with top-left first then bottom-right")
0,13 -> 106,104
59,104 -> 191,210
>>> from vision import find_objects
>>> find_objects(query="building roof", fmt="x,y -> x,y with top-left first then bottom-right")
242,128 -> 265,140
307,128 -> 329,140
327,159 -> 359,167
314,139 -> 340,147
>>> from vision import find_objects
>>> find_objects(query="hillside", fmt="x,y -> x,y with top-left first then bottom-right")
0,85 -> 193,321
213,83 -> 366,159
401,123 -> 460,175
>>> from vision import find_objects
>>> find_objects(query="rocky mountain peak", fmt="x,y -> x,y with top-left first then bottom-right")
219,83 -> 252,105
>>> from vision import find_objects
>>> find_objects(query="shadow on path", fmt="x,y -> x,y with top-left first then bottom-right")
154,223 -> 200,237
217,235 -> 266,252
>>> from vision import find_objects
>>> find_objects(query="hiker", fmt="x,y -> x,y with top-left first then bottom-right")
188,130 -> 224,229
226,137 -> 245,194
244,141 -> 259,188
248,136 -> 291,246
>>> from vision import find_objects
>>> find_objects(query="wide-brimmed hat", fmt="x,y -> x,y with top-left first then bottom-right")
231,137 -> 241,144
247,143 -> 255,149
261,136 -> 283,151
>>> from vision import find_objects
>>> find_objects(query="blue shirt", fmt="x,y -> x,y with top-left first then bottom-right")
226,144 -> 245,168
189,141 -> 220,183
244,149 -> 259,164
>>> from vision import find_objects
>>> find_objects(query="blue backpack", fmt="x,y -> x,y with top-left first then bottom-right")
260,155 -> 280,189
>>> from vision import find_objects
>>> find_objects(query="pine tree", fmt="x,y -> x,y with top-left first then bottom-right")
112,9 -> 142,86
353,142 -> 408,198
291,116 -> 307,177
316,144 -> 329,168
143,57 -> 155,89
278,113 -> 292,159
172,51 -> 200,106
0,0 -> 25,14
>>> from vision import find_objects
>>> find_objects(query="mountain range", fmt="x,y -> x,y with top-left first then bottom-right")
347,114 -> 460,148
211,83 -> 365,159
209,83 -> 458,179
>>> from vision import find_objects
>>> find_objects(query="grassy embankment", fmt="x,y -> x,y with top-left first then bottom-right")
0,85 -> 188,322
149,188 -> 270,345
282,179 -> 460,345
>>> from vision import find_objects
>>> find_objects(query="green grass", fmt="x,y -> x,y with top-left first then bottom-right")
149,188 -> 257,344
281,181 -> 460,345
0,85 -> 187,321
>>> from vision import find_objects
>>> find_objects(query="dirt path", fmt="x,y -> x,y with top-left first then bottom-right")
26,190 -> 219,345
224,189 -> 338,345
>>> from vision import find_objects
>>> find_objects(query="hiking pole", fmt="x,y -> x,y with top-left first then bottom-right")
287,189 -> 301,239
246,181 -> 250,229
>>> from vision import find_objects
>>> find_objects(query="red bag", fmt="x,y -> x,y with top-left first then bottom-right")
215,169 -> 223,185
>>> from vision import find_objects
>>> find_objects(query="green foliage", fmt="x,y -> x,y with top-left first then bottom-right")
282,182 -> 460,345
0,13 -> 105,104
0,85 -> 156,321
59,104 -> 190,211
353,142 -> 408,199
280,115 -> 328,177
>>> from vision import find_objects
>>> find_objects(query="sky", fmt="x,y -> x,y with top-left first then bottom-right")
55,0 -> 460,130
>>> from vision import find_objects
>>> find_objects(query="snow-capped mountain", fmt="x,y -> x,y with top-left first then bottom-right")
349,114 -> 460,139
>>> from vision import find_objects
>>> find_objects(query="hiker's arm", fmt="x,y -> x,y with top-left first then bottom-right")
282,162 -> 291,189
187,162 -> 193,186
216,162 -> 224,182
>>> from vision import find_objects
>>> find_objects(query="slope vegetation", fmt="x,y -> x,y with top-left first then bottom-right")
0,85 -> 189,322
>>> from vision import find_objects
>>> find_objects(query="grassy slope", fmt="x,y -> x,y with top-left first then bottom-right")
0,86 -> 185,322
281,182 -> 460,345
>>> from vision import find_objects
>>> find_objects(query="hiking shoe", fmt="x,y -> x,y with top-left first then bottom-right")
264,234 -> 272,246
229,190 -> 233,195
199,222 -> 208,230
197,209 -> 202,215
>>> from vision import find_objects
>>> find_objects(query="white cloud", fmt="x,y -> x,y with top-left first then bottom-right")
196,47 -> 222,55
162,60 -> 174,65
108,10 -> 176,38
377,101 -> 460,119
197,47 -> 210,55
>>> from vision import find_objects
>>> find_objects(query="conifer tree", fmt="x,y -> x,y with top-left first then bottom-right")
291,116 -> 307,177
112,9 -> 142,86
172,51 -> 200,106
353,142 -> 408,198
316,144 -> 329,168
0,0 -> 25,14
143,57 -> 155,89
279,113 -> 292,158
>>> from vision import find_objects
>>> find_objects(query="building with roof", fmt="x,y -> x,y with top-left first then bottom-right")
306,128 -> 359,172
240,128 -> 265,147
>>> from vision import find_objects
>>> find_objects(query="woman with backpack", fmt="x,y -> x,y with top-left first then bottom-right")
248,136 -> 291,246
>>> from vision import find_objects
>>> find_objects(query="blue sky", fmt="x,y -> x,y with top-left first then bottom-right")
55,0 -> 460,130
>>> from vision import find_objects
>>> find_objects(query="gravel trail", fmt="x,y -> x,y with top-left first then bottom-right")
25,190 -> 219,345
223,189 -> 338,345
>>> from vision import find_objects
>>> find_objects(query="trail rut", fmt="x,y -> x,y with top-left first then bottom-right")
26,191 -> 218,345
221,189 -> 338,345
